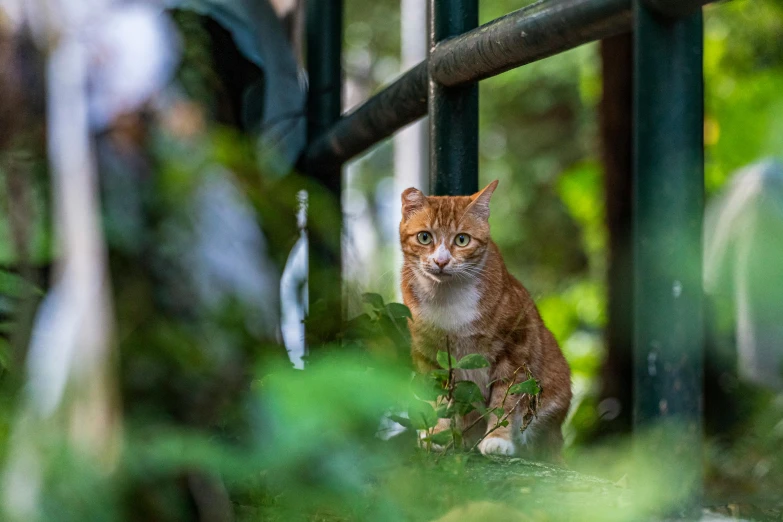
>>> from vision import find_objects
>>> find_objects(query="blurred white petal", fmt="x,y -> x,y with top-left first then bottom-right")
188,171 -> 282,339
86,4 -> 179,128
0,0 -> 23,30
1,0 -> 179,129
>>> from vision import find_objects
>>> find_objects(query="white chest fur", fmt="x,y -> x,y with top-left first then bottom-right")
415,279 -> 481,333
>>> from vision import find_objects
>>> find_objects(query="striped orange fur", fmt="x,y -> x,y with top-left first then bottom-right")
399,180 -> 572,458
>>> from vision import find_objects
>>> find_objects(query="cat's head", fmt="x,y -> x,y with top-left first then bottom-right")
399,180 -> 498,282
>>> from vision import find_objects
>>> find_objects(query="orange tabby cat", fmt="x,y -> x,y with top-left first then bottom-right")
400,180 -> 572,458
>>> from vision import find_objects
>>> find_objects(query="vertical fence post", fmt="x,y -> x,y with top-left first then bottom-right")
428,0 -> 479,196
306,0 -> 343,347
633,1 -> 704,516
598,33 -> 634,439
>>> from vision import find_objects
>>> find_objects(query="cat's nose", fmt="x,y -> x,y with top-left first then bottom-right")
434,259 -> 449,270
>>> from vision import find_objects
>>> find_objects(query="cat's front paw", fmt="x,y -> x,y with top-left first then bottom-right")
478,436 -> 515,456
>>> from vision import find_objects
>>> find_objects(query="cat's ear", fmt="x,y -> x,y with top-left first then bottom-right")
401,187 -> 427,220
466,180 -> 499,220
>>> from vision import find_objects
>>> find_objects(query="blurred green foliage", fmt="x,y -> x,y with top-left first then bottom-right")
0,0 -> 782,519
704,0 -> 783,192
15,349 -> 715,522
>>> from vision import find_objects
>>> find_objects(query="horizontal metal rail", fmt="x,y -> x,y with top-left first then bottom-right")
430,0 -> 630,87
305,0 -> 711,169
305,63 -> 427,171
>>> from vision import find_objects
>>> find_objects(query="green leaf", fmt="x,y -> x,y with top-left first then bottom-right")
454,353 -> 490,370
393,315 -> 411,334
362,293 -> 385,310
453,380 -> 484,406
444,403 -> 464,417
408,401 -> 437,430
452,429 -> 463,449
385,302 -> 412,319
435,404 -> 450,418
0,337 -> 9,370
412,373 -> 445,401
389,414 -> 411,428
344,313 -> 376,339
425,429 -> 454,446
378,314 -> 409,350
508,378 -> 541,396
436,350 -> 453,369
430,369 -> 449,386
0,270 -> 41,298
430,368 -> 449,380
393,316 -> 412,344
499,420 -> 509,428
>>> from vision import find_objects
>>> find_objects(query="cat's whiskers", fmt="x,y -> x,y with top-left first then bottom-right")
457,264 -> 487,280
453,269 -> 479,283
460,264 -> 485,275
452,273 -> 481,290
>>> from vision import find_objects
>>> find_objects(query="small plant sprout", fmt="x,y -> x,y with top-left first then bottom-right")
415,340 -> 542,455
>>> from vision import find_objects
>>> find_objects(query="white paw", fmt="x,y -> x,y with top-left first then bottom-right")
478,437 -> 516,456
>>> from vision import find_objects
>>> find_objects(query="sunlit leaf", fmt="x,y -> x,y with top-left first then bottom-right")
509,378 -> 541,396
362,292 -> 385,310
412,373 -> 445,401
386,302 -> 412,319
408,400 -> 437,430
430,369 -> 449,380
454,353 -> 490,370
437,350 -> 453,369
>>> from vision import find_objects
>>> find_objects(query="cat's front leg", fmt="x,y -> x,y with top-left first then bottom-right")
477,380 -> 520,456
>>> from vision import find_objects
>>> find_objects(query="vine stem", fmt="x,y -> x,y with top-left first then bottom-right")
463,365 -> 523,436
446,337 -> 457,450
470,396 -> 525,453
468,365 -> 530,453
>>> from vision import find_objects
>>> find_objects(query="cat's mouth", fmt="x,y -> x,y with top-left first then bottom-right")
422,267 -> 454,281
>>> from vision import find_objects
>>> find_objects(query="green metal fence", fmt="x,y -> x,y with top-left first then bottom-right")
305,0 -> 711,514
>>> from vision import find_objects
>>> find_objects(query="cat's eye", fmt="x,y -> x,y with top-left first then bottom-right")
455,234 -> 471,247
417,232 -> 433,245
